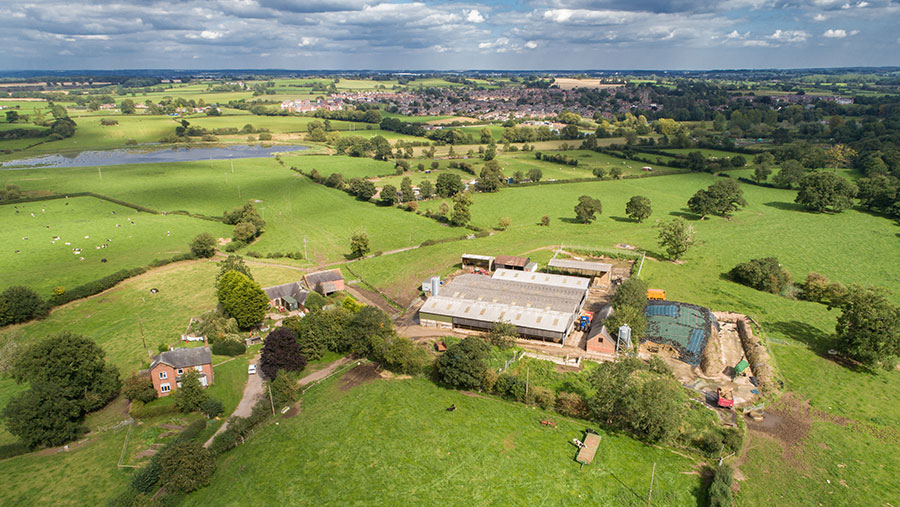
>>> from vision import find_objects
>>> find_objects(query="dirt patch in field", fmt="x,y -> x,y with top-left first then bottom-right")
745,392 -> 812,467
501,432 -> 518,453
338,363 -> 381,391
553,78 -> 625,90
426,116 -> 481,125
217,237 -> 232,246
460,390 -> 490,399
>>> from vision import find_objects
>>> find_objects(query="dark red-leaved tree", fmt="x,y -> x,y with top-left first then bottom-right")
259,327 -> 306,380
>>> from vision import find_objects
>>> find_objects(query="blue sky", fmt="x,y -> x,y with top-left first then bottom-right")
2,0 -> 898,70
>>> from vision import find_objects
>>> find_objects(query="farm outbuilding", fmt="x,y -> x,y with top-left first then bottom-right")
461,253 -> 495,271
418,269 -> 589,343
548,258 -> 612,285
494,255 -> 530,271
304,269 -> 345,295
263,281 -> 309,311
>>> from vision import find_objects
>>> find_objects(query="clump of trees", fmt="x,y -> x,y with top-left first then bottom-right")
435,337 -> 490,389
223,202 -> 266,244
122,375 -> 158,403
174,370 -> 209,413
729,257 -> 792,294
1,332 -> 120,449
687,179 -> 747,218
0,285 -> 49,326
606,278 -> 649,345
795,171 -> 857,212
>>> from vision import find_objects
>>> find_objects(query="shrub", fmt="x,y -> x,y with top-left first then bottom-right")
555,391 -> 589,419
722,427 -> 744,455
224,240 -> 245,253
173,370 -> 208,413
232,222 -> 257,242
200,398 -> 224,419
696,431 -> 724,457
495,373 -> 526,402
382,336 -> 429,375
531,386 -> 556,410
434,337 -> 489,389
0,442 -> 29,460
258,132 -> 273,141
122,375 -> 157,403
729,257 -> 791,294
190,233 -> 217,258
0,285 -> 49,325
708,463 -> 734,507
158,441 -> 216,493
211,339 -> 246,357
175,419 -> 207,443
304,291 -> 327,311
131,459 -> 162,493
267,371 -> 298,408
481,369 -> 498,393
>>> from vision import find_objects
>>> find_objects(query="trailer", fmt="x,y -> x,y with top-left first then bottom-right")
575,430 -> 601,466
647,289 -> 667,300
717,387 -> 734,409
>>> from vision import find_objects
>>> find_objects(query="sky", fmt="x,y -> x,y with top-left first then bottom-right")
2,0 -> 899,71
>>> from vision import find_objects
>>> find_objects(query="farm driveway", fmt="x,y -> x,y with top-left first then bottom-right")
204,354 -> 262,447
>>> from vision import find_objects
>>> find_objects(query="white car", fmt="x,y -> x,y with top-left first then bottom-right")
248,364 -> 257,375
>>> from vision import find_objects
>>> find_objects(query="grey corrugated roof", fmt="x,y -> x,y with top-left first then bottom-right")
264,281 -> 309,305
442,274 -> 585,312
492,269 -> 590,291
151,347 -> 212,370
549,258 -> 613,273
421,296 -> 574,333
305,269 -> 343,287
462,253 -> 495,262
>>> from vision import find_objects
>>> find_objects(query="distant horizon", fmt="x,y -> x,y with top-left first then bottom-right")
2,66 -> 899,77
4,1 -> 899,70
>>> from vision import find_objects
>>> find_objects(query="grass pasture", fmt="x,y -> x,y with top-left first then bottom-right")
0,196 -> 230,294
186,376 -> 703,506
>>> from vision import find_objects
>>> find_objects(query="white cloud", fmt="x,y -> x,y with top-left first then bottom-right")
186,30 -> 224,39
524,40 -> 538,49
297,36 -> 318,46
857,1 -> 869,7
726,30 -> 748,39
464,9 -> 484,23
769,29 -> 809,42
824,28 -> 847,37
743,39 -> 772,46
813,13 -> 827,21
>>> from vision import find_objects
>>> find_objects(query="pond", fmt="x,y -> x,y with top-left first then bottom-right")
0,144 -> 307,169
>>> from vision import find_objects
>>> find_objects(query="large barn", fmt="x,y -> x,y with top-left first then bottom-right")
418,269 -> 590,343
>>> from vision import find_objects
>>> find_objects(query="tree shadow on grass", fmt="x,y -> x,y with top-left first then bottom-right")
767,320 -> 836,357
609,216 -> 634,223
763,201 -> 806,212
668,209 -> 702,220
558,217 -> 587,224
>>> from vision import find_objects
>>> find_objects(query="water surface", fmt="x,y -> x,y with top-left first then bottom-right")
1,144 -> 307,169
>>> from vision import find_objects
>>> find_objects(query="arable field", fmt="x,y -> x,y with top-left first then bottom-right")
0,196 -> 230,294
186,375 -> 703,506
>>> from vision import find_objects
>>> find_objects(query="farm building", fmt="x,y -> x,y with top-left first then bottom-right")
304,269 -> 344,296
548,258 -> 612,285
149,347 -> 213,397
494,255 -> 530,271
418,269 -> 590,343
461,253 -> 494,271
263,281 -> 309,311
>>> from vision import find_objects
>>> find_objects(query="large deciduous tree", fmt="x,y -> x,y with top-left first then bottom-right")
436,173 -> 463,197
833,285 -> 900,369
190,233 -> 217,258
174,370 -> 208,413
656,218 -> 696,260
625,195 -> 652,223
435,337 -> 489,389
795,171 -> 857,212
574,195 -> 602,223
0,285 -> 49,326
350,232 -> 370,259
259,327 -> 307,380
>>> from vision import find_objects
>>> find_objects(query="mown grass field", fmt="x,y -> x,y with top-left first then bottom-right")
186,376 -> 704,506
0,196 -> 231,294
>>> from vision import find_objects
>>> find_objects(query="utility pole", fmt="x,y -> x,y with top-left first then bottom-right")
525,366 -> 530,397
137,315 -> 146,349
231,160 -> 234,174
647,462 -> 656,506
303,236 -> 308,260
267,383 -> 276,416
98,167 -> 102,180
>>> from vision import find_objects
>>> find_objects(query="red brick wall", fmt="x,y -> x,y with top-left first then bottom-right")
149,362 -> 214,397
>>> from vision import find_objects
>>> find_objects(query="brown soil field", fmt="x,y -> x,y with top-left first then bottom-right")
553,78 -> 625,90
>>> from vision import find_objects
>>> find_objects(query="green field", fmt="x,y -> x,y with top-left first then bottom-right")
0,196 -> 230,294
186,375 -> 703,506
0,156 -> 461,264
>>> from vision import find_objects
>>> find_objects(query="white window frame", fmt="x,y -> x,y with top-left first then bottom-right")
177,368 -> 183,375
159,371 -> 167,380
195,365 -> 203,372
160,383 -> 170,393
